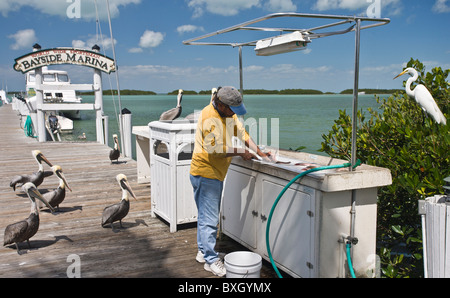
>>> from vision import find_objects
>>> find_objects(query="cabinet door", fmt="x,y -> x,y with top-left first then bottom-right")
222,166 -> 257,248
261,179 -> 315,278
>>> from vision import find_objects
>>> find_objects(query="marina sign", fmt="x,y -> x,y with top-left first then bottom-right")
13,48 -> 116,74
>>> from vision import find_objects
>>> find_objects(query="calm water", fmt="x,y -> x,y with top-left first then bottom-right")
65,94 -> 387,159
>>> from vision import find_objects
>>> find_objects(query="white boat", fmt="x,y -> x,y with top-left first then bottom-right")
11,66 -> 82,134
25,67 -> 83,120
0,89 -> 10,105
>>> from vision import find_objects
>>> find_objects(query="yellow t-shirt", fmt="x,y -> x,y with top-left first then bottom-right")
190,103 -> 250,181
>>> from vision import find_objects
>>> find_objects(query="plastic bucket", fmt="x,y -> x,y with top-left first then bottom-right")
224,251 -> 262,278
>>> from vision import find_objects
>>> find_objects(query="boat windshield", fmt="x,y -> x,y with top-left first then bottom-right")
43,74 -> 56,82
57,74 -> 69,82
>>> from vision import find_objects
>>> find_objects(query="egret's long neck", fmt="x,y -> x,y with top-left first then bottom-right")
405,73 -> 418,99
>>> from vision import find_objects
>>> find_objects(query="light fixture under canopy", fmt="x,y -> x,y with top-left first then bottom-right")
254,31 -> 310,56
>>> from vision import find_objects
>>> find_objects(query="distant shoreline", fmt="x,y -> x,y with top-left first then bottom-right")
6,88 -> 402,96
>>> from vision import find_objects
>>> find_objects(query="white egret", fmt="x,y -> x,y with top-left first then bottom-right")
394,67 -> 446,125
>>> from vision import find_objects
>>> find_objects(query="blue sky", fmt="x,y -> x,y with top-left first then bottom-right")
1,0 -> 449,93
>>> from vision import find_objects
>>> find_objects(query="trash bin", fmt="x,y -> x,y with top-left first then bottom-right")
420,194 -> 450,277
149,120 -> 197,232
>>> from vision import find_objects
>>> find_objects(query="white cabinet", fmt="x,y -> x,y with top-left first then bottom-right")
260,178 -> 315,278
222,164 -> 316,277
221,151 -> 392,278
222,166 -> 258,249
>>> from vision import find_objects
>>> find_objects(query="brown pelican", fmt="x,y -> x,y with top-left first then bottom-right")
42,165 -> 72,211
3,182 -> 55,254
159,89 -> 183,121
10,150 -> 53,191
101,174 -> 137,230
109,134 -> 120,163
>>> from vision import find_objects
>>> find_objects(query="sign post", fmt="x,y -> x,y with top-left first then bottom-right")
13,45 -> 115,143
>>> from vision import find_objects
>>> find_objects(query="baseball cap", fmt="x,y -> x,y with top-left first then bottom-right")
217,86 -> 247,115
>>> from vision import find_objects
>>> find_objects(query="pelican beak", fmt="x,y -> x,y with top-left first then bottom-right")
60,172 -> 72,192
39,153 -> 53,167
121,179 -> 137,200
30,187 -> 55,213
114,135 -> 120,152
393,69 -> 408,80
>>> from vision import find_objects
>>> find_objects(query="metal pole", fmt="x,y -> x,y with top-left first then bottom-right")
238,46 -> 244,96
106,0 -> 124,152
351,18 -> 361,170
349,18 -> 361,262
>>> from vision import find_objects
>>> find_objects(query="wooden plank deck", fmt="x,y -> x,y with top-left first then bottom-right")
0,104 -> 277,278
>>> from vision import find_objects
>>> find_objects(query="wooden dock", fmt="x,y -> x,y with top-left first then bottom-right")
0,104 -> 277,278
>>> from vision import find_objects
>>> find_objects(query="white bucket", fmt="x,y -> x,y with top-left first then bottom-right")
224,251 -> 262,278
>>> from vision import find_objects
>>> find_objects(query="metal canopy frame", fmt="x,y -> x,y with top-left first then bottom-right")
183,12 -> 390,170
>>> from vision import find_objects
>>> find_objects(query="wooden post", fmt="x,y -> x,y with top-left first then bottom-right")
33,44 -> 46,142
92,45 -> 105,144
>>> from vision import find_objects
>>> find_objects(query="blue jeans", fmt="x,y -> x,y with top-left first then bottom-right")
190,174 -> 223,264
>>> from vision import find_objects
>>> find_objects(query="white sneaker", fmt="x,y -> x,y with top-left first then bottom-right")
196,250 -> 205,263
204,259 -> 226,277
196,251 -> 225,263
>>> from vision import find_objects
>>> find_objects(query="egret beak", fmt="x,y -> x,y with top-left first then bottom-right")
121,179 -> 137,200
30,187 -> 55,213
393,69 -> 408,80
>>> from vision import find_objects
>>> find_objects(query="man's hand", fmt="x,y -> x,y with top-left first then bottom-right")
240,149 -> 256,161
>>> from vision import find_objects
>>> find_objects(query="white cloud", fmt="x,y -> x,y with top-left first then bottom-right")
177,25 -> 205,35
0,0 -> 141,20
185,0 -> 295,17
187,0 -> 261,17
72,40 -> 87,49
265,0 -> 296,12
71,34 -> 117,50
8,29 -> 37,50
432,0 -> 450,13
128,47 -> 143,53
139,30 -> 165,48
312,0 -> 402,16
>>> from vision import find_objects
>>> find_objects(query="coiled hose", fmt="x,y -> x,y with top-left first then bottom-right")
346,242 -> 356,278
24,115 -> 37,138
265,159 -> 361,278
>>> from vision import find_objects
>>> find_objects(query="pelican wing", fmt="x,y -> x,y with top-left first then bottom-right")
102,203 -> 121,226
43,171 -> 53,178
109,148 -> 120,161
159,107 -> 182,121
3,220 -> 28,245
10,175 -> 29,190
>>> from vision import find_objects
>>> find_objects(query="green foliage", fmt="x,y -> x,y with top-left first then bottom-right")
320,58 -> 449,278
340,88 -> 402,94
168,90 -> 197,95
79,89 -> 157,95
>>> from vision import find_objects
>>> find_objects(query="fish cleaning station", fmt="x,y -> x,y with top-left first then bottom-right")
135,12 -> 394,278
0,10 -> 399,278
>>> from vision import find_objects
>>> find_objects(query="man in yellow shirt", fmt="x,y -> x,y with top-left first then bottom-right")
190,86 -> 270,276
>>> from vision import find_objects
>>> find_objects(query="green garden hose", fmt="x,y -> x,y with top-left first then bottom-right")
265,159 -> 361,278
24,115 -> 37,138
